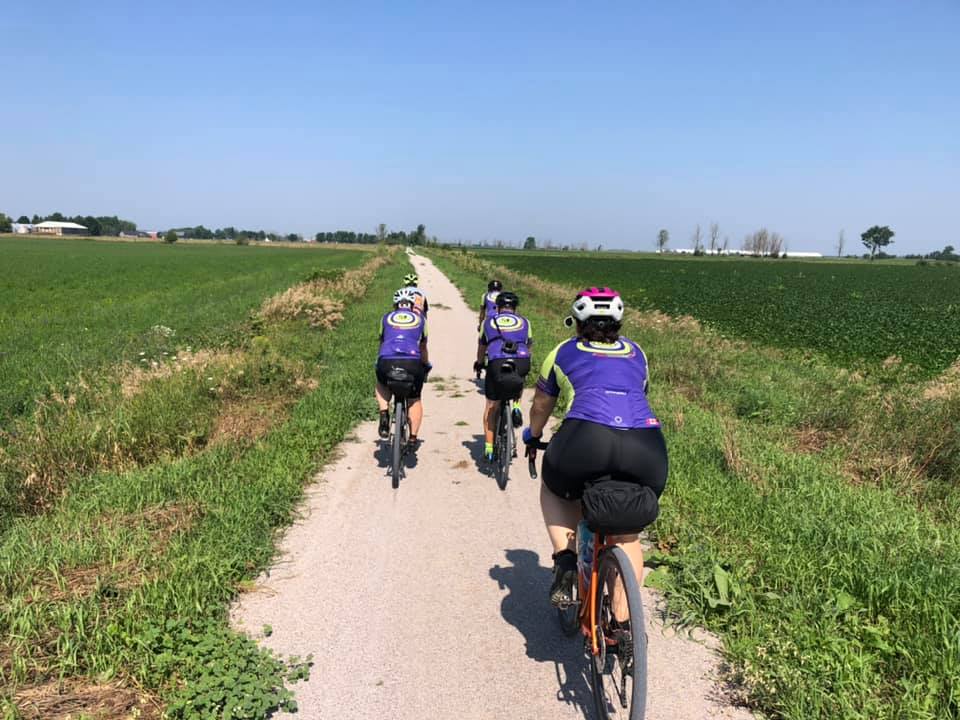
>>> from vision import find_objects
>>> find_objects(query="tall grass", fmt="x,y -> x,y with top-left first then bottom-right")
430,248 -> 960,719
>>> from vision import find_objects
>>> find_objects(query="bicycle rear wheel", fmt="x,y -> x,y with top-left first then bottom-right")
391,400 -> 405,489
497,402 -> 511,488
590,545 -> 647,720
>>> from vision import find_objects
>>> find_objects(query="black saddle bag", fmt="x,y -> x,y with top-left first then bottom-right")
581,479 -> 659,534
495,360 -> 524,400
386,366 -> 415,399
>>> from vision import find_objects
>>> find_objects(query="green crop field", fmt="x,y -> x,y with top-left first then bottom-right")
0,237 -> 368,425
480,251 -> 960,374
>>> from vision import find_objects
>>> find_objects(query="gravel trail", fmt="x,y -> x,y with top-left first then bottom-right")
232,253 -> 755,720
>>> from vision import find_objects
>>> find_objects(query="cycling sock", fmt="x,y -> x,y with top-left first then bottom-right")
484,441 -> 494,455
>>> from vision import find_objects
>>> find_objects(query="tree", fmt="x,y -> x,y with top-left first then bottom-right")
657,229 -> 669,252
524,236 -> 537,250
16,215 -> 29,224
411,224 -> 426,245
836,229 -> 845,257
376,223 -> 387,244
722,235 -> 730,253
0,213 -> 11,232
692,224 -> 703,253
861,225 -> 895,260
709,222 -> 720,254
164,230 -> 178,244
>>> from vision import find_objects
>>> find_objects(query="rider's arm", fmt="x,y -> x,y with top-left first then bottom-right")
420,338 -> 429,365
476,325 -> 488,364
529,388 -> 557,437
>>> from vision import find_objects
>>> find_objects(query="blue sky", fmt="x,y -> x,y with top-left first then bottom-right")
2,1 -> 957,253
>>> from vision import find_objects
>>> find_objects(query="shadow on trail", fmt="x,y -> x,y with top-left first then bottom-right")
489,549 -> 596,719
372,439 -> 421,473
460,435 -> 495,477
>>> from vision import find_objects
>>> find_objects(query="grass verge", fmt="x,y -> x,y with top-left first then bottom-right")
1,249 -> 409,718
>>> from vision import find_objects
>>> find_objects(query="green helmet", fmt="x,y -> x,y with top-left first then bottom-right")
403,273 -> 418,286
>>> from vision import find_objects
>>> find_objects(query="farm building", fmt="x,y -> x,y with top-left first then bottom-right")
11,223 -> 33,234
34,221 -> 88,236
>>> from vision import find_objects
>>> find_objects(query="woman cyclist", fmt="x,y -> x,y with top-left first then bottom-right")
376,288 -> 429,448
522,288 -> 667,606
474,279 -> 503,375
476,291 -> 532,462
400,272 -> 429,316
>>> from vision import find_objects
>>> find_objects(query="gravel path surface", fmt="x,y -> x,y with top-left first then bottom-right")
232,253 -> 756,720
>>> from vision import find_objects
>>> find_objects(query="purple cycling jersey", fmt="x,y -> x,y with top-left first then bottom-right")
536,336 -> 660,430
479,291 -> 500,320
378,309 -> 427,360
481,311 -> 532,360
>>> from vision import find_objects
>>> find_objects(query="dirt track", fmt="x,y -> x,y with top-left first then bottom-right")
232,253 -> 755,719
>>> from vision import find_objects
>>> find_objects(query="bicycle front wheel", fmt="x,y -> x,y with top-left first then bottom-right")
391,400 -> 405,489
590,545 -> 647,720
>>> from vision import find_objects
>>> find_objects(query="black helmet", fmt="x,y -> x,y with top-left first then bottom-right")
496,291 -> 519,309
488,279 -> 503,291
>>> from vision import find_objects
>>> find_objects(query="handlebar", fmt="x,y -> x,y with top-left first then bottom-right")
525,438 -> 549,479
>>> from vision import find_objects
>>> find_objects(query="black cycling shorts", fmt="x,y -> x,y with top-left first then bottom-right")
376,358 -> 426,400
484,357 -> 531,401
542,419 -> 668,501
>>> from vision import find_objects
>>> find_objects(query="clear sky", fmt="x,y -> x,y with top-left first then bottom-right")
2,1 -> 957,254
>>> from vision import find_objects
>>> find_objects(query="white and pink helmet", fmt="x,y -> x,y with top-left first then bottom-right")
571,287 -> 624,322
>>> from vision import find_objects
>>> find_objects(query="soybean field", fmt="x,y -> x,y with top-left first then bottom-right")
481,251 -> 960,374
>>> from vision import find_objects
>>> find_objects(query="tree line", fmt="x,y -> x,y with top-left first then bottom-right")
0,211 -> 137,236
315,223 -> 432,245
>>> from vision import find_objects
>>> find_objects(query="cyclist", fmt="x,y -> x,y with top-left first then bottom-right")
376,288 -> 430,448
400,272 -> 428,316
522,287 -> 667,607
476,291 -> 532,462
473,279 -> 503,375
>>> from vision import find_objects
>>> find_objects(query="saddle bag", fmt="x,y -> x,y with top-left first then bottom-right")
581,480 -> 659,534
386,366 -> 416,399
494,360 -> 524,400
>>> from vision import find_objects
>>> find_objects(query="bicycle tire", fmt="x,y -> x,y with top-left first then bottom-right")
391,400 -> 405,489
590,545 -> 647,720
499,403 -> 512,487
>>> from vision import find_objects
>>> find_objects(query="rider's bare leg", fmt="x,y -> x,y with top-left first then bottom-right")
540,482 -> 580,554
408,398 -> 423,436
608,533 -> 643,623
483,399 -> 499,445
375,383 -> 390,412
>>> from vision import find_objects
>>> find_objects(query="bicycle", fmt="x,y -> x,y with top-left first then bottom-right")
527,439 -> 648,720
389,394 -> 410,489
492,397 -> 518,488
383,366 -> 415,489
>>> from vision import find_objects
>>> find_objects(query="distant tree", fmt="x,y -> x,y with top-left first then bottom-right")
657,229 -> 669,252
235,234 -> 249,246
721,235 -> 730,253
0,213 -> 11,232
709,222 -> 720,254
769,232 -> 784,257
31,214 -> 41,224
286,233 -> 300,242
861,225 -> 895,260
164,229 -> 178,244
524,236 -> 537,250
836,229 -> 845,257
692,224 -> 703,253
409,224 -> 426,245
376,223 -> 387,243
16,215 -> 30,224
48,212 -> 65,221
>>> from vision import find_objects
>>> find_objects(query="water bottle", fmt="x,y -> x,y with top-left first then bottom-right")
577,519 -> 595,586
